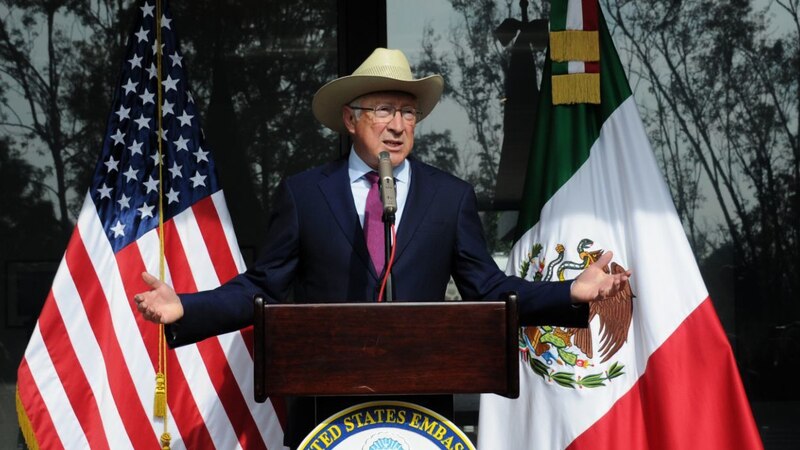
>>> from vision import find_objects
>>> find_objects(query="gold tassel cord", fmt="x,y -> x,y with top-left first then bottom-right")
552,73 -> 601,105
550,30 -> 600,62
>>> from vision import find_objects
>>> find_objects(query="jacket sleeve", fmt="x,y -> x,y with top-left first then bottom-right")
167,180 -> 300,347
450,185 -> 588,327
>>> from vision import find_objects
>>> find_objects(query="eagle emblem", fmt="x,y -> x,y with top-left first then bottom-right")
518,239 -> 634,388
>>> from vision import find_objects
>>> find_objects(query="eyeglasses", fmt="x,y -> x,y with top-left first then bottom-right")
348,104 -> 422,123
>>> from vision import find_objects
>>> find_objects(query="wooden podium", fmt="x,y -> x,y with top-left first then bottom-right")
253,296 -> 519,403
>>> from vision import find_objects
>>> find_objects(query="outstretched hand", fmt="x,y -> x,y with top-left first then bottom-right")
570,251 -> 631,303
133,272 -> 184,324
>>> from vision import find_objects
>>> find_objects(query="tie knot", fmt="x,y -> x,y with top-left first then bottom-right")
364,171 -> 379,185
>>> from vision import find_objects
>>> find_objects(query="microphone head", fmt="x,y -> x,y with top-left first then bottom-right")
377,151 -> 397,215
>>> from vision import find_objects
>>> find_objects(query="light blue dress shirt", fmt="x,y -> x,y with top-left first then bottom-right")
348,149 -> 410,230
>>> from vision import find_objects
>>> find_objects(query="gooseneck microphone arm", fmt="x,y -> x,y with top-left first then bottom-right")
378,152 -> 396,302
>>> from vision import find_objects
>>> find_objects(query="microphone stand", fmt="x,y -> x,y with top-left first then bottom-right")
382,211 -> 395,302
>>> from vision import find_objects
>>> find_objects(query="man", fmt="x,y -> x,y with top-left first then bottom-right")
135,48 -> 630,446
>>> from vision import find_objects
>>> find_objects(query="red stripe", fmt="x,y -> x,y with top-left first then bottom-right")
240,326 -> 255,359
163,220 -> 268,450
584,61 -> 600,73
35,290 -> 110,450
115,242 -> 216,447
66,229 -> 160,449
582,0 -> 598,30
18,358 -> 64,450
568,298 -> 763,450
193,196 -> 240,283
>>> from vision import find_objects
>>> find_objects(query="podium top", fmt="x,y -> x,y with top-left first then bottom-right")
253,298 -> 519,401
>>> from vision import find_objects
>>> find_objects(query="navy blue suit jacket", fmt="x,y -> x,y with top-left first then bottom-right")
169,157 -> 587,347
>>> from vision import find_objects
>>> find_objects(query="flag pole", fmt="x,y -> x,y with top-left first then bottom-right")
154,0 -> 171,448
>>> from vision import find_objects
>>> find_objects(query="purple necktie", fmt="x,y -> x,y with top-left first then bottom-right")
363,171 -> 385,275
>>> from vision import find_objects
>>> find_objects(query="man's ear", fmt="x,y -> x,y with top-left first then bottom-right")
342,106 -> 357,134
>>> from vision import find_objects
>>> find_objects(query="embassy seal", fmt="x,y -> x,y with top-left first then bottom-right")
298,401 -> 476,450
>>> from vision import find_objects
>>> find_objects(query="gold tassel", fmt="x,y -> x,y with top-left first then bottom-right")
552,73 -> 601,105
16,387 -> 40,450
161,432 -> 172,449
550,30 -> 600,62
154,372 -> 167,418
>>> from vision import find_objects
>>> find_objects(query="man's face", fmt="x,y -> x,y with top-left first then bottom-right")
342,92 -> 417,169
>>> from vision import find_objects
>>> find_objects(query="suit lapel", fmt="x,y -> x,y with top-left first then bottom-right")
318,159 -> 378,279
395,158 -> 438,261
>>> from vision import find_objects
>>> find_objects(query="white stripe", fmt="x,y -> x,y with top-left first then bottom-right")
566,0 -> 583,30
568,60 -> 586,73
24,324 -> 90,448
211,190 -> 247,272
76,195 -> 174,443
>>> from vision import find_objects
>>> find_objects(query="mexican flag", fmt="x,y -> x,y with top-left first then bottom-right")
477,2 -> 763,449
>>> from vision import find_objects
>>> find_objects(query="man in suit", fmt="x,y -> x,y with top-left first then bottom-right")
134,48 -> 630,446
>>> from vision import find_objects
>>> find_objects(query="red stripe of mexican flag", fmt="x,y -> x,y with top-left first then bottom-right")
478,3 -> 762,449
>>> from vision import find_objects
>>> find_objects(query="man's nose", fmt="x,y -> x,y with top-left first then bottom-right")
386,110 -> 405,131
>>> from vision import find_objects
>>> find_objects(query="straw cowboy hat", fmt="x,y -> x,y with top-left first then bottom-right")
312,48 -> 444,133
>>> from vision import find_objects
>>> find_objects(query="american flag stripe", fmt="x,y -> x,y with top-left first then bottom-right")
34,291 -> 112,450
115,243 -> 162,367
193,195 -> 240,281
166,216 -> 270,449
210,194 -> 247,272
64,229 -> 155,449
18,356 -> 68,449
120,232 -> 218,448
132,232 -> 222,448
156,214 -> 247,448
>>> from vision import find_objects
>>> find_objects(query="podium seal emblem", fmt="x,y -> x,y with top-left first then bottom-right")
298,401 -> 475,450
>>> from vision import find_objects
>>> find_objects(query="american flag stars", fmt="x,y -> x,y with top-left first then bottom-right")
90,0 -> 219,251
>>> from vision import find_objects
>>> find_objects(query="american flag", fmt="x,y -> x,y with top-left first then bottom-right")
16,1 -> 286,448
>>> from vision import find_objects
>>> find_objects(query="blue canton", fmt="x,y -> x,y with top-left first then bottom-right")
90,0 -> 220,253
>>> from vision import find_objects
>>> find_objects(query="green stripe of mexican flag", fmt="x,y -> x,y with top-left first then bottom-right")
478,4 -> 762,449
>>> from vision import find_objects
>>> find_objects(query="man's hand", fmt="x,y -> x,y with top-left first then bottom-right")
570,251 -> 631,303
133,272 -> 184,324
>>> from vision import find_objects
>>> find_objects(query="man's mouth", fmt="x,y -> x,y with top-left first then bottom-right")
383,139 -> 403,149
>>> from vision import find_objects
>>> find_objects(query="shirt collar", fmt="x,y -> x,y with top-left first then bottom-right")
348,148 -> 410,184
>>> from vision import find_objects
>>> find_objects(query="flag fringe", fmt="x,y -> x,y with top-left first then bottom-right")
16,386 -> 40,450
552,73 -> 601,105
550,30 -> 599,62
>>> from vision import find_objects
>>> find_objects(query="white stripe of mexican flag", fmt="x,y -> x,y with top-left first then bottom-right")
478,5 -> 761,449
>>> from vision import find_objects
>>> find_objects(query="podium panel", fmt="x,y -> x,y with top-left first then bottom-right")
254,298 -> 518,402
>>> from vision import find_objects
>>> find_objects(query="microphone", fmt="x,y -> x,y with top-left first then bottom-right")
377,151 -> 397,216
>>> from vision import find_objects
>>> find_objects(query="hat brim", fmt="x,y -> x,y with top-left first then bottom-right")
312,74 -> 444,133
